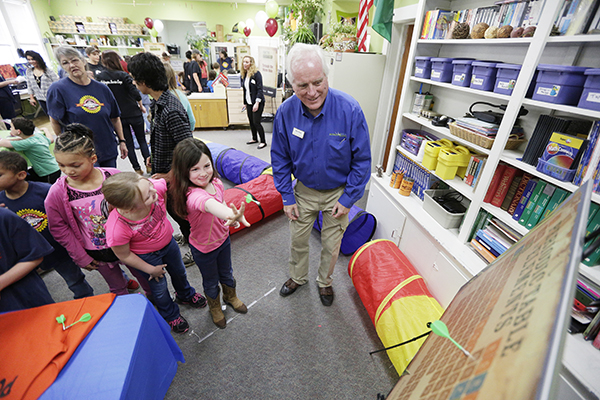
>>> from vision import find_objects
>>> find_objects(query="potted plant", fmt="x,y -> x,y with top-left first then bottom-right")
321,20 -> 357,52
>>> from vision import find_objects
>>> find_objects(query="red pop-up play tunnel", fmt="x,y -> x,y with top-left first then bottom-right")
348,239 -> 444,374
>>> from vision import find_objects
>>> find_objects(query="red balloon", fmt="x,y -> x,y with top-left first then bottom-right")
144,17 -> 153,29
243,26 -> 251,37
265,18 -> 278,37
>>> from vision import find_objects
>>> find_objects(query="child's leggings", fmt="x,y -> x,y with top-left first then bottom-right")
96,261 -> 152,296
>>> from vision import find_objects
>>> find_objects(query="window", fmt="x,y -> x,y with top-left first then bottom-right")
0,0 -> 48,66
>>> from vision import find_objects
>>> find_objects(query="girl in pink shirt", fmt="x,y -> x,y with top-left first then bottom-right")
170,138 -> 249,329
103,172 -> 206,333
45,123 -> 150,297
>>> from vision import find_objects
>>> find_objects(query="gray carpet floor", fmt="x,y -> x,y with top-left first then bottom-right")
41,127 -> 400,399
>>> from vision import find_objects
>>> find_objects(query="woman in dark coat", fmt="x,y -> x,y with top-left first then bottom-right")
241,56 -> 266,149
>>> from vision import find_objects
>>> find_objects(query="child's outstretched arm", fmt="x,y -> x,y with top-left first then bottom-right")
0,258 -> 43,298
112,243 -> 167,282
41,127 -> 56,144
204,199 -> 250,228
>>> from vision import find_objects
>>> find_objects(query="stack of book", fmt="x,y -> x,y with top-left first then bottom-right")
573,121 -> 600,185
463,154 -> 488,188
468,210 -> 522,263
554,0 -> 600,36
572,275 -> 600,349
484,165 -> 570,229
421,0 -> 546,40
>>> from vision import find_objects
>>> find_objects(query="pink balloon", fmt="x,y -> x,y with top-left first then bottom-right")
265,18 -> 278,37
244,26 -> 252,37
144,17 -> 153,29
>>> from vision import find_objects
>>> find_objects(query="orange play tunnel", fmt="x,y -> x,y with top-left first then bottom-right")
348,239 -> 444,374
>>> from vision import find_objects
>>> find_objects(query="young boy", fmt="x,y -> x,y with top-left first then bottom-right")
0,117 -> 61,183
0,206 -> 54,312
0,152 -> 94,299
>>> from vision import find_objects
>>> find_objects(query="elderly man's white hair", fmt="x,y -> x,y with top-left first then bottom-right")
286,43 -> 329,84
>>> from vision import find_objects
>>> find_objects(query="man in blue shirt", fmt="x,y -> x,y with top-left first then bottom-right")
271,44 -> 371,306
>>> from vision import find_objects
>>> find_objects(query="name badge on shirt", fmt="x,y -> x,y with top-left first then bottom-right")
292,128 -> 305,139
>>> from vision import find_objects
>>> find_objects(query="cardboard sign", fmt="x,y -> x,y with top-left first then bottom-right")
387,181 -> 592,400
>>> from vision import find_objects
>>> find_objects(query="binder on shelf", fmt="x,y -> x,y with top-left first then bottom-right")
491,166 -> 519,207
470,239 -> 496,263
501,172 -> 523,211
507,173 -> 533,215
525,184 -> 556,229
484,164 -> 507,203
518,180 -> 547,226
477,229 -> 507,255
512,179 -> 538,221
540,187 -> 569,221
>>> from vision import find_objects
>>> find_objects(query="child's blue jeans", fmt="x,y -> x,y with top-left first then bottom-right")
137,238 -> 196,321
190,236 -> 235,299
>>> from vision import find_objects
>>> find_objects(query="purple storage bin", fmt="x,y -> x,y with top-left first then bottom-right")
430,58 -> 454,82
415,56 -> 432,79
532,64 -> 588,105
452,59 -> 474,87
470,61 -> 498,91
578,69 -> 600,111
536,158 -> 576,182
494,63 -> 521,95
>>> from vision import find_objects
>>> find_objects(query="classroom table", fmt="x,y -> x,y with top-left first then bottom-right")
39,294 -> 185,400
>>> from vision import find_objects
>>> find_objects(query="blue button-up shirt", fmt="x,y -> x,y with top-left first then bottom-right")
271,87 -> 371,208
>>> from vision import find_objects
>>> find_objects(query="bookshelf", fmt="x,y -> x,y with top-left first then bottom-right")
366,0 -> 600,398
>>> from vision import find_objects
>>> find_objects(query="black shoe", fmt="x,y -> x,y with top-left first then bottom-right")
319,286 -> 334,306
257,143 -> 267,149
246,140 -> 258,145
280,278 -> 300,297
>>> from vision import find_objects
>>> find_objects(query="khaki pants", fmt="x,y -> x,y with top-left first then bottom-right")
289,181 -> 349,288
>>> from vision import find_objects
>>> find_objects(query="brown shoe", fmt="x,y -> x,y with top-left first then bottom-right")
279,278 -> 300,297
319,286 -> 334,306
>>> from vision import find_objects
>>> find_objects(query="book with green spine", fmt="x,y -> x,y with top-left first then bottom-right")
519,180 -> 547,226
525,184 -> 556,229
540,188 -> 570,221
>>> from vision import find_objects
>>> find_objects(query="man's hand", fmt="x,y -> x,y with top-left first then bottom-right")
119,142 -> 128,159
284,204 -> 299,221
331,202 -> 350,219
29,98 -> 37,107
252,102 -> 259,112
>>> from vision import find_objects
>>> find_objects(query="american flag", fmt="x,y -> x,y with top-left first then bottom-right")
357,0 -> 374,52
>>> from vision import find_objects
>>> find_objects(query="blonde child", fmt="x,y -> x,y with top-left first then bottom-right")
102,172 -> 206,333
45,123 -> 150,297
169,138 -> 249,329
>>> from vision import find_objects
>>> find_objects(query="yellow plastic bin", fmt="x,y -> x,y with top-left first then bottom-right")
436,146 -> 471,180
421,139 -> 454,171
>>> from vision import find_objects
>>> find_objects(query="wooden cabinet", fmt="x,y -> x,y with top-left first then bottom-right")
226,88 -> 248,126
189,98 -> 228,128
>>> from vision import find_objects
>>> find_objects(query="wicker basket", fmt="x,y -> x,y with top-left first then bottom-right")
448,122 -> 526,150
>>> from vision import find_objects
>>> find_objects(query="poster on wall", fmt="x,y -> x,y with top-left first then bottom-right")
143,42 -> 166,57
386,180 -> 592,400
257,46 -> 277,97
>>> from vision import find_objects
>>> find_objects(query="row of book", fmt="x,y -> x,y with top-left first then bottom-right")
582,202 -> 600,266
463,154 -> 487,189
468,210 -> 523,263
454,117 -> 525,139
484,165 -> 570,230
420,0 -> 545,40
572,274 -> 600,350
553,0 -> 600,36
393,150 -> 449,200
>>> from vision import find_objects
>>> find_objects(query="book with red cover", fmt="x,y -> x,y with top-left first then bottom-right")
491,166 -> 519,207
507,172 -> 533,215
483,164 -> 507,203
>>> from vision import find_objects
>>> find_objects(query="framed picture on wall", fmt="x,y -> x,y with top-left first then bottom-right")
109,23 -> 118,34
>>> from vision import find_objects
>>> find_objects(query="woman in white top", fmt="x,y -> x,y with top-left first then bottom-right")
25,50 -> 59,115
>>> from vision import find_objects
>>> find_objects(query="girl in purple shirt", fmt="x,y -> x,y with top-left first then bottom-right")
169,138 -> 249,329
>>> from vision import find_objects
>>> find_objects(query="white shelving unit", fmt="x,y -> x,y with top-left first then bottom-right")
366,0 -> 600,398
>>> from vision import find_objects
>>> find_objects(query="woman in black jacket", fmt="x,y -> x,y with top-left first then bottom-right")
97,50 -> 150,175
241,56 -> 266,149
